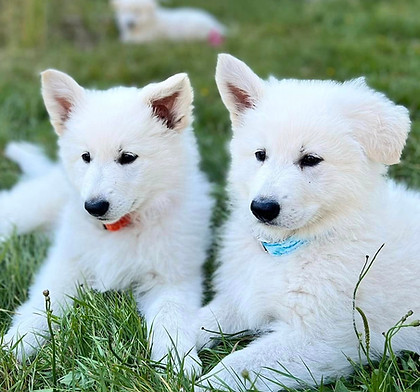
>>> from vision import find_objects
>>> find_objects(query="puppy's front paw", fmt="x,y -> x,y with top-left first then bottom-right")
180,349 -> 202,378
152,346 -> 202,377
197,305 -> 225,350
198,355 -> 257,392
198,366 -> 237,391
3,327 -> 46,362
196,326 -> 219,351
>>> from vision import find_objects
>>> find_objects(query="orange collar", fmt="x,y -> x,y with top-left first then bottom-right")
103,214 -> 132,231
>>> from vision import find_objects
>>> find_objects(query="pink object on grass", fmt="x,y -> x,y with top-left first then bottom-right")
208,29 -> 224,46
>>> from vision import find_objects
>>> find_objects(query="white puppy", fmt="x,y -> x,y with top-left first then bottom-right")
112,0 -> 225,44
2,70 -> 213,374
198,54 -> 420,391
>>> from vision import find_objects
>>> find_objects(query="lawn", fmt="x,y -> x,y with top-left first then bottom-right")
0,0 -> 419,391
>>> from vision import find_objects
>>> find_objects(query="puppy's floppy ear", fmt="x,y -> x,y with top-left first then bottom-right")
143,73 -> 193,132
41,69 -> 85,135
343,78 -> 410,165
215,54 -> 264,127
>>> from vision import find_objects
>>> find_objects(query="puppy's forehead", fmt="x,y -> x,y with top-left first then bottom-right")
234,80 -> 358,161
261,79 -> 343,116
84,87 -> 145,118
247,80 -> 349,140
72,87 -> 153,133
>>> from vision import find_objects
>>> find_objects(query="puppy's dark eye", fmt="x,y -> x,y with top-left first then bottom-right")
255,149 -> 266,162
300,154 -> 323,168
81,152 -> 91,163
118,152 -> 138,165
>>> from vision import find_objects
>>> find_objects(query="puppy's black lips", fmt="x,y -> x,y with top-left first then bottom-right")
98,216 -> 122,224
95,215 -> 119,223
95,200 -> 138,224
256,219 -> 278,227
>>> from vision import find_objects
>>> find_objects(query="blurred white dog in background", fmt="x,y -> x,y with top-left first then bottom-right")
111,0 -> 225,45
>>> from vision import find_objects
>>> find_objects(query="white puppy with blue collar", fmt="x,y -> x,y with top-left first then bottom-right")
197,54 -> 420,391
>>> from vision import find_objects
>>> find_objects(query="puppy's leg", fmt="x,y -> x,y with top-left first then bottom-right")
199,328 -> 357,392
197,299 -> 248,350
135,279 -> 203,376
0,166 -> 68,240
3,252 -> 81,361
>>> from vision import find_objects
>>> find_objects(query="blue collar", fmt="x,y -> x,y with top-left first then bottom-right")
261,237 -> 308,257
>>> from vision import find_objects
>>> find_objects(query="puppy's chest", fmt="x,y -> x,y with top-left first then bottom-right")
71,228 -> 154,291
246,262 -> 289,327
243,252 -> 327,327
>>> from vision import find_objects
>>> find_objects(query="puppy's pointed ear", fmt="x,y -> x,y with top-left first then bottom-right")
215,54 -> 264,127
144,73 -> 193,132
343,79 -> 410,165
41,70 -> 85,135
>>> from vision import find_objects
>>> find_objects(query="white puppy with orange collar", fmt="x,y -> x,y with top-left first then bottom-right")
2,70 -> 213,374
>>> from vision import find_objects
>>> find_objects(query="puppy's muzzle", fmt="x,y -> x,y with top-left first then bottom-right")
85,199 -> 110,218
251,198 -> 280,223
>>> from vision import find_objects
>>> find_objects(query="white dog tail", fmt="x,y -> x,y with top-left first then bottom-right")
4,141 -> 54,178
0,146 -> 68,241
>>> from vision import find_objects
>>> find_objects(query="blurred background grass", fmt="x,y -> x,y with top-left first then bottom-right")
0,0 -> 419,191
0,0 -> 419,390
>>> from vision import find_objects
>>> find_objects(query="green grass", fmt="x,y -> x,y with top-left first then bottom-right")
0,0 -> 420,390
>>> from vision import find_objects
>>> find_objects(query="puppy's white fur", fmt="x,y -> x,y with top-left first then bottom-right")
2,70 -> 213,374
198,54 -> 420,391
112,0 -> 225,43
0,143 -> 66,241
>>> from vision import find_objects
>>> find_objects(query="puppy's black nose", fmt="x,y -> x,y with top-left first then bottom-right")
250,199 -> 280,223
84,199 -> 110,217
127,20 -> 136,29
